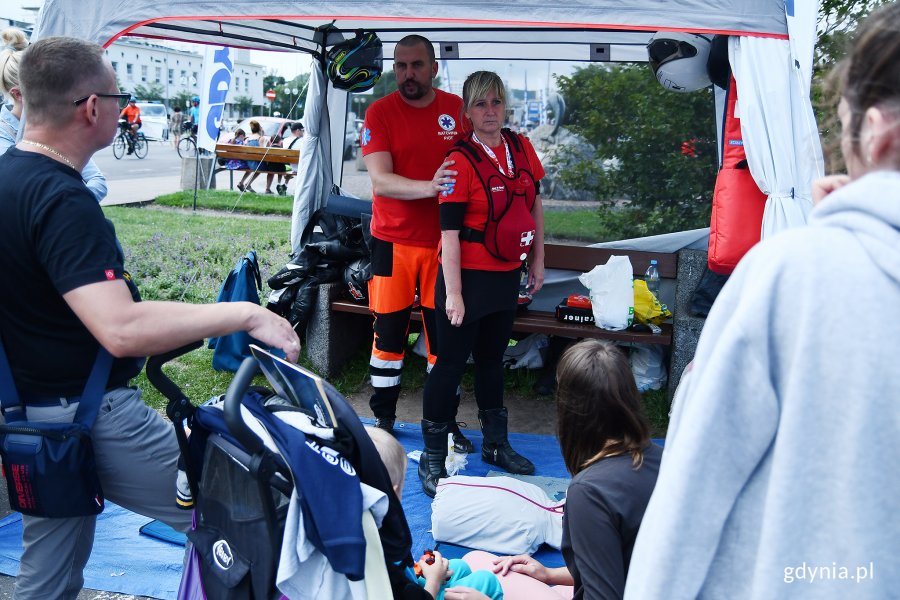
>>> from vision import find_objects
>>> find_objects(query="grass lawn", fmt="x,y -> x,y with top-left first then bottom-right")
153,190 -> 634,244
154,190 -> 294,216
107,204 -> 669,436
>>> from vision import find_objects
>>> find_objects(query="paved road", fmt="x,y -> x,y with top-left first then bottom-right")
92,138 -> 183,182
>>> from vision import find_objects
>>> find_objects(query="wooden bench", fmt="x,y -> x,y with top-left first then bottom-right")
306,243 -> 683,382
213,143 -> 300,190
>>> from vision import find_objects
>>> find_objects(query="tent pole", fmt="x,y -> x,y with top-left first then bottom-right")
192,152 -> 200,212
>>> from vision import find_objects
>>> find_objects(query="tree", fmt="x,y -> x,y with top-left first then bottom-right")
170,91 -> 194,112
815,0 -> 887,68
271,73 -> 311,119
813,0 -> 887,172
554,64 -> 717,234
132,83 -> 165,102
232,95 -> 253,119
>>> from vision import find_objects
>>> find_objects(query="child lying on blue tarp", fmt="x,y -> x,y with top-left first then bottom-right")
366,426 -> 503,600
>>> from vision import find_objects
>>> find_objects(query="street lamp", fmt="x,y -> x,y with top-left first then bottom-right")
286,87 -> 299,119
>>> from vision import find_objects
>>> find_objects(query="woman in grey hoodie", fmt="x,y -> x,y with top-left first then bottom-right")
625,4 -> 900,599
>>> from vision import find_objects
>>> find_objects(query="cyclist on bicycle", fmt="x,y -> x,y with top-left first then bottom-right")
186,95 -> 200,136
119,96 -> 142,154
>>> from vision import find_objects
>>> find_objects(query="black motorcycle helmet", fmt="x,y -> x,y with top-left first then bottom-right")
326,31 -> 383,92
343,257 -> 372,302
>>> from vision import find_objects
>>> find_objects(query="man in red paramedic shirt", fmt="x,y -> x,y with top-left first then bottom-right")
360,35 -> 469,447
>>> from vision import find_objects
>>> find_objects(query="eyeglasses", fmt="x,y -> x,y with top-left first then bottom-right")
73,93 -> 132,110
647,39 -> 698,72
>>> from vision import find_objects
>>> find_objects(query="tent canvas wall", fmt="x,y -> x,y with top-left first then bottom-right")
31,0 -> 822,255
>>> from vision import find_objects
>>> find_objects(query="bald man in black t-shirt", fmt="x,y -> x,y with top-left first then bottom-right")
0,37 -> 300,598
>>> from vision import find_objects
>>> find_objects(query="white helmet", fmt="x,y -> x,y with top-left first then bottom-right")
647,32 -> 712,93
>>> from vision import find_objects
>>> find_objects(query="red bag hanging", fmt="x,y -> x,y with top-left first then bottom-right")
708,76 -> 767,274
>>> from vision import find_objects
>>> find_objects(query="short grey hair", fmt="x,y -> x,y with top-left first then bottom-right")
19,36 -> 108,125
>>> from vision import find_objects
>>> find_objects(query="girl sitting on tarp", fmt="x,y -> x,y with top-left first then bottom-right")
433,340 -> 662,600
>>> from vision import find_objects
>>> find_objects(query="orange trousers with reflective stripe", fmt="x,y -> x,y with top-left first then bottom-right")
368,242 -> 439,382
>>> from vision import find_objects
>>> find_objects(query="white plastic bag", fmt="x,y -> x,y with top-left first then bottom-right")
445,433 -> 468,476
630,343 -> 668,391
578,255 -> 634,331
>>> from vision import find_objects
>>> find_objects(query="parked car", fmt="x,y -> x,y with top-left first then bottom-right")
343,118 -> 363,161
135,102 -> 169,141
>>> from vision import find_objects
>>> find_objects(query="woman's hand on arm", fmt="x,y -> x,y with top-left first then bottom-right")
492,554 -> 574,586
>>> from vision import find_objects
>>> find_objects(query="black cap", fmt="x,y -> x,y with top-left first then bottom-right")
290,122 -> 304,132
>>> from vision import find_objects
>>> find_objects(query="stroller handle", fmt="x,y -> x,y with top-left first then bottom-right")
145,340 -> 204,407
224,356 -> 266,455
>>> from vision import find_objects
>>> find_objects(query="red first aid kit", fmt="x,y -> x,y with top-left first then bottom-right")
555,295 -> 594,324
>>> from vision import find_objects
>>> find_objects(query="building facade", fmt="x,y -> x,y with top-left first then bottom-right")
106,39 -> 266,117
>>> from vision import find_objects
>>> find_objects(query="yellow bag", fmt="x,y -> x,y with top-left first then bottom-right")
633,279 -> 672,325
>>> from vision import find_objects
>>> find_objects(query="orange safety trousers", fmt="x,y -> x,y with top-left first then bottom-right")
368,242 -> 438,390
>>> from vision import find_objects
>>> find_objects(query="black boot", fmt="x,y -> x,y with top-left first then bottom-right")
418,419 -> 450,498
370,385 -> 400,434
450,421 -> 474,454
479,407 -> 534,475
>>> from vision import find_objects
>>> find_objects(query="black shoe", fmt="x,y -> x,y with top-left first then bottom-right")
126,148 -> 133,155
374,417 -> 395,434
449,422 -> 474,454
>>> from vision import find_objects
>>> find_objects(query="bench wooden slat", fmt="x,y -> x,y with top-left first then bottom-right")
544,244 -> 677,279
214,144 -> 299,164
330,299 -> 672,345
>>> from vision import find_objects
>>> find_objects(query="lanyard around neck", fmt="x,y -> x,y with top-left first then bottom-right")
471,132 -> 513,177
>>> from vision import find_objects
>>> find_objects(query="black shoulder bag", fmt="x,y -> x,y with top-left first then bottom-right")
0,338 -> 111,517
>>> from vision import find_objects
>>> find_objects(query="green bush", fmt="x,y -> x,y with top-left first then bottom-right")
554,64 -> 716,234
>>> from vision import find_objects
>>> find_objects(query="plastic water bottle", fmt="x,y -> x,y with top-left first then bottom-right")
644,259 -> 660,298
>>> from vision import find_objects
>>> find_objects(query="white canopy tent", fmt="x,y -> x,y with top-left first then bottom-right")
31,0 -> 821,253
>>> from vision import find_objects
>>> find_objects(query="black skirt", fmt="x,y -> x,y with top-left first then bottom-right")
435,265 -> 520,325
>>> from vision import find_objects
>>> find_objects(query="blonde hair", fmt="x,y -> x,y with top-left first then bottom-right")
0,28 -> 28,99
461,70 -> 507,114
365,426 -> 407,490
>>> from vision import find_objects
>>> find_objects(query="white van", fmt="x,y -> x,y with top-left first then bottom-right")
135,102 -> 170,141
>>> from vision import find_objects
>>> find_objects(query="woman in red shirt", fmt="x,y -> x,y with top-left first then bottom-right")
419,71 -> 546,496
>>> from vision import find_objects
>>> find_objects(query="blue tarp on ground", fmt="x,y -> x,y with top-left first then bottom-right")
366,418 -> 571,567
0,420 -> 571,598
0,502 -> 185,599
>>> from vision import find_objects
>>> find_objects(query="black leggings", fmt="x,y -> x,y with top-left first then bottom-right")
422,307 -> 516,423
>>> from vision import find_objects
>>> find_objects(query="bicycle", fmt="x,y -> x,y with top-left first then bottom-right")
177,121 -> 198,158
112,121 -> 148,159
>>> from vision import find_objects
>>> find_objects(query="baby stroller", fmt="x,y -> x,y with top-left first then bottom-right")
146,342 -> 415,599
